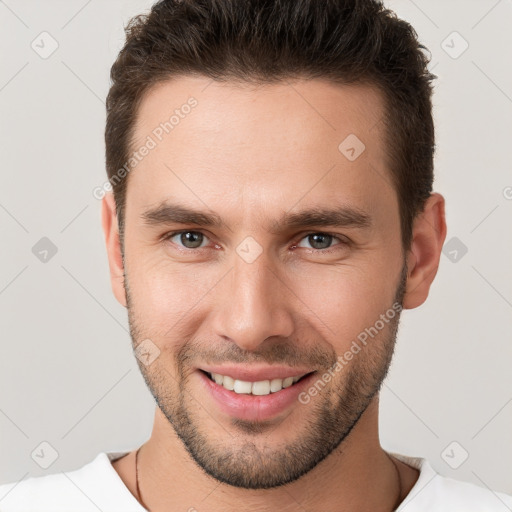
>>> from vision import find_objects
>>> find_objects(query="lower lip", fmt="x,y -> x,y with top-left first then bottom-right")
197,370 -> 317,422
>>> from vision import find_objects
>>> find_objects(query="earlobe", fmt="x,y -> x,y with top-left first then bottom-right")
101,192 -> 127,308
402,193 -> 447,310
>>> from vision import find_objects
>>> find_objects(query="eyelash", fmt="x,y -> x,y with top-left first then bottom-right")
161,230 -> 349,254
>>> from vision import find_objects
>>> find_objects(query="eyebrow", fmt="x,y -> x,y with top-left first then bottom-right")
141,201 -> 372,232
270,205 -> 372,233
142,202 -> 225,228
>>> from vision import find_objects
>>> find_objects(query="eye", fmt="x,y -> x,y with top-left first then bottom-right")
162,230 -> 347,253
164,230 -> 210,249
295,232 -> 347,251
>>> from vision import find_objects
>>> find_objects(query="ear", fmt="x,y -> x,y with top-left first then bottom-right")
403,192 -> 447,310
101,192 -> 127,308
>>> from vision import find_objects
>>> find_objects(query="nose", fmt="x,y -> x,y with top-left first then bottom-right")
211,249 -> 294,351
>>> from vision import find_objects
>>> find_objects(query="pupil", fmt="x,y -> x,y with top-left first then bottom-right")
309,233 -> 332,249
181,232 -> 203,248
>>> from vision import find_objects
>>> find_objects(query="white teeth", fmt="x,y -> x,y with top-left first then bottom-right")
251,380 -> 271,395
270,378 -> 283,392
233,379 -> 252,394
222,375 -> 235,390
282,376 -> 294,388
208,372 -> 308,396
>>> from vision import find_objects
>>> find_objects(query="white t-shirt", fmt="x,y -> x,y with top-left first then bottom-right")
0,450 -> 511,511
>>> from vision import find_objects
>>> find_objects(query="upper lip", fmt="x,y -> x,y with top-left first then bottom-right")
198,365 -> 315,382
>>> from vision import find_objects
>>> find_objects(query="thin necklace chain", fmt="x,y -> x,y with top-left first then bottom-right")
135,446 -> 149,511
135,446 -> 403,511
386,451 -> 404,511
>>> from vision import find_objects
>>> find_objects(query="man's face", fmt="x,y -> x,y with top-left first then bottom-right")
121,76 -> 406,489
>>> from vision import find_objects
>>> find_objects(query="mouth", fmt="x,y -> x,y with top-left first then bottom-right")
199,369 -> 315,396
197,367 -> 318,421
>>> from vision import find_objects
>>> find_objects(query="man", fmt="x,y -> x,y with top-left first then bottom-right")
1,0 -> 510,510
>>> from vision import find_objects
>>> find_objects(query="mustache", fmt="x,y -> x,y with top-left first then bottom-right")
178,338 -> 337,371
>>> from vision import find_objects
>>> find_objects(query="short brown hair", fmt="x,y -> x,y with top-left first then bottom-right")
105,0 -> 436,251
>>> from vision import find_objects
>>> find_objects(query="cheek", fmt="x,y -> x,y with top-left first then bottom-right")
126,255 -> 216,334
127,265 -> 206,376
294,264 -> 397,348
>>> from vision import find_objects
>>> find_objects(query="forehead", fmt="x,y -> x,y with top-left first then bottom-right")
126,75 -> 393,221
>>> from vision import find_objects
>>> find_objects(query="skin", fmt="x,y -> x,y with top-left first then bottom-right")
102,76 -> 446,511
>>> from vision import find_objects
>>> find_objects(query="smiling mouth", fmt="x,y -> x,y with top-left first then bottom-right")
199,369 -> 316,396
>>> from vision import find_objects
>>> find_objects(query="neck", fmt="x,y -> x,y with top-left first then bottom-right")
134,397 -> 414,512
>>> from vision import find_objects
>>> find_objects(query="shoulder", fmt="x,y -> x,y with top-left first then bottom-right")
0,451 -> 141,512
392,452 -> 512,511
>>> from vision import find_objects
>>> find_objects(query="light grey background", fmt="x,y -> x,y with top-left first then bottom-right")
1,0 -> 511,497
